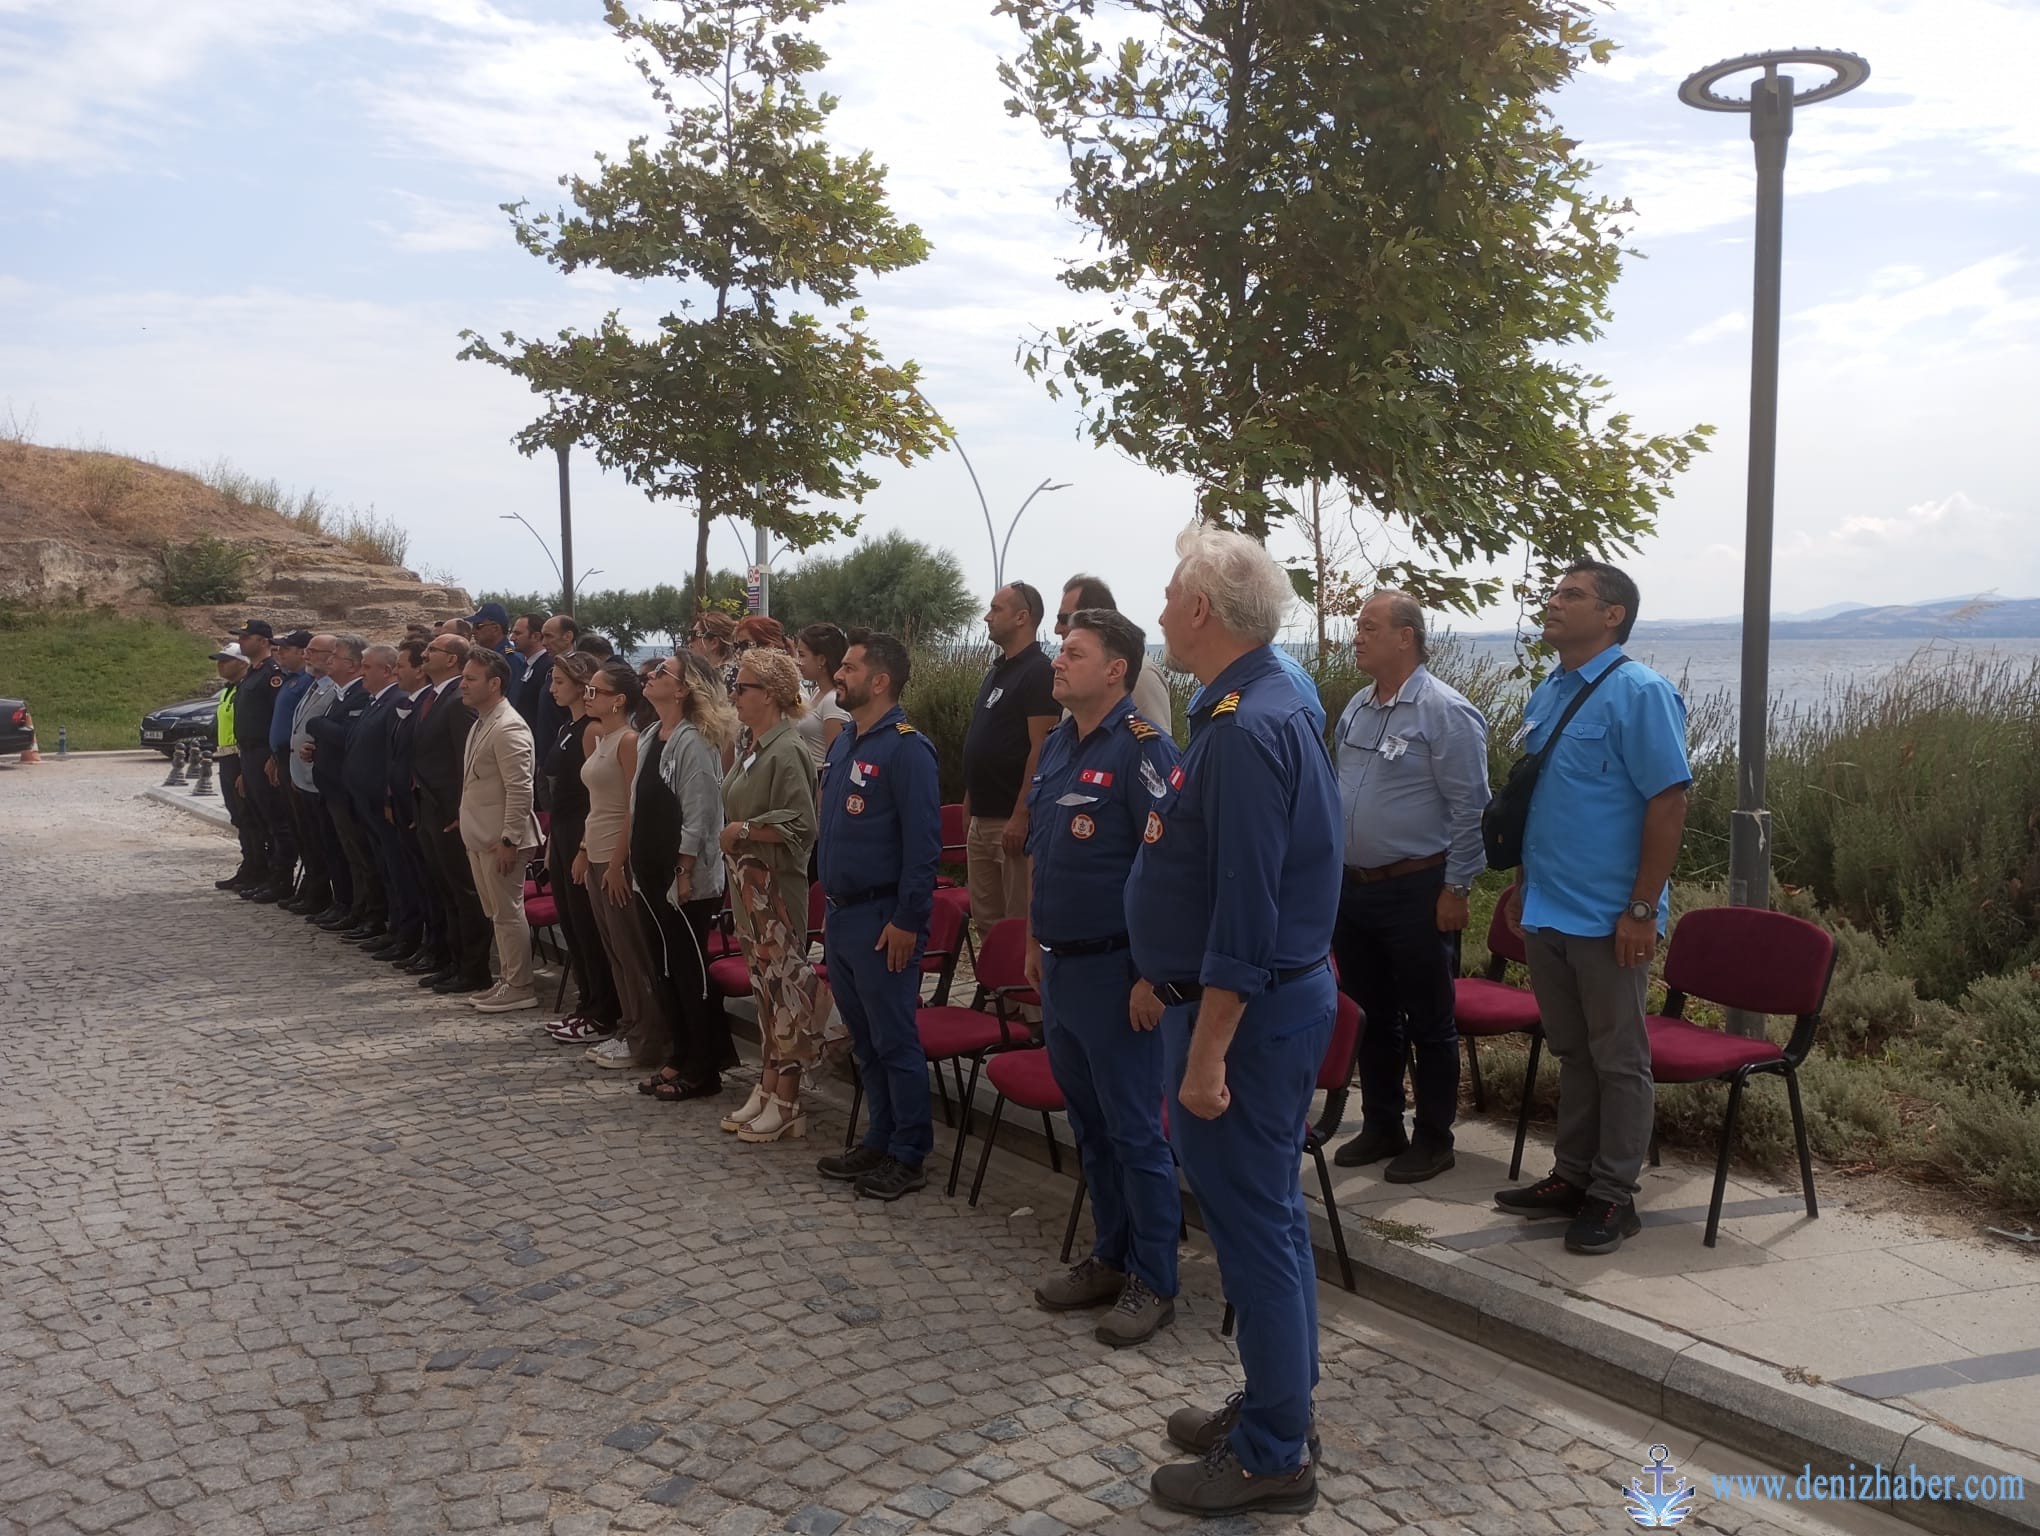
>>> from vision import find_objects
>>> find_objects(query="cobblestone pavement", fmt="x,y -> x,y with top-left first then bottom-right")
2,760 -> 1909,1536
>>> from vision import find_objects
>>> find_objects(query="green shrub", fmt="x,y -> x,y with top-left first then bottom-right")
0,607 -> 219,750
335,509 -> 410,567
1938,1079 -> 2040,1214
1941,972 -> 2040,1099
149,536 -> 257,606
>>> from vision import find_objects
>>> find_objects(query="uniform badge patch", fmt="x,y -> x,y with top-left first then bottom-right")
1070,814 -> 1096,840
1138,759 -> 1166,798
1211,690 -> 1241,716
985,686 -> 1004,708
269,674 -> 283,688
1169,765 -> 1186,790
846,794 -> 866,815
1142,811 -> 1163,844
1127,717 -> 1159,741
1078,768 -> 1113,787
895,722 -> 918,735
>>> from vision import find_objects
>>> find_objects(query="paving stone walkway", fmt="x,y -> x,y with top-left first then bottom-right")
1,759 -> 1914,1536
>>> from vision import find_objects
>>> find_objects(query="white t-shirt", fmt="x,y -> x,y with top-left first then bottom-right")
793,686 -> 854,766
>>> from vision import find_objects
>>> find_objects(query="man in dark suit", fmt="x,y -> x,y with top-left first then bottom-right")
307,636 -> 377,935
376,639 -> 440,971
339,643 -> 404,946
413,634 -> 493,994
510,612 -> 552,730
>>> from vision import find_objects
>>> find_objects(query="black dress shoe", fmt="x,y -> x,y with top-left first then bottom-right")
317,912 -> 357,931
342,924 -> 388,944
418,966 -> 460,988
1384,1141 -> 1456,1184
215,870 -> 256,891
307,905 -> 343,925
405,951 -> 449,975
432,974 -> 492,995
364,936 -> 410,958
1332,1124 -> 1410,1169
385,946 -> 427,968
240,883 -> 283,904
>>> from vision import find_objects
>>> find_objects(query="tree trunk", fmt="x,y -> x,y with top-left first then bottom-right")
693,485 -> 713,615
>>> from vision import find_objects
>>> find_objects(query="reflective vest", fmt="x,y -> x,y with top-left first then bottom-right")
217,685 -> 238,753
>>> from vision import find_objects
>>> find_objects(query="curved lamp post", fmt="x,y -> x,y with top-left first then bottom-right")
499,512 -> 601,600
951,436 -> 1069,594
1681,48 -> 1868,1031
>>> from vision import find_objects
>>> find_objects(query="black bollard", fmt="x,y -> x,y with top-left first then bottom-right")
191,748 -> 216,797
164,741 -> 189,787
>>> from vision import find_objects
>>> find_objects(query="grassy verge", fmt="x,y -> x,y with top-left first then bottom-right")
0,605 -> 218,751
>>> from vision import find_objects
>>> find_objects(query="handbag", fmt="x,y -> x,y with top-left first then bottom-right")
1481,656 -> 1628,870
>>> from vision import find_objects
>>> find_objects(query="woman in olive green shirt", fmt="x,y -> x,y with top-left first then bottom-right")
719,647 -> 829,1143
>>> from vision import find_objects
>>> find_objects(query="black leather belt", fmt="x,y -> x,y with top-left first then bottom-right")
1153,961 -> 1326,1008
1036,934 -> 1130,958
825,884 -> 897,911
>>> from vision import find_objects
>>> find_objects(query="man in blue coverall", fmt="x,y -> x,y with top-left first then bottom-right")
815,629 -> 944,1203
1022,608 -> 1182,1348
1127,525 -> 1341,1519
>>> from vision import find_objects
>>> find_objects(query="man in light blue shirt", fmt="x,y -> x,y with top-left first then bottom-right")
1495,561 -> 1690,1256
1329,592 -> 1490,1182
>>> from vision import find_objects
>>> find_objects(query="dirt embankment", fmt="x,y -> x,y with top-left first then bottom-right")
0,444 -> 469,637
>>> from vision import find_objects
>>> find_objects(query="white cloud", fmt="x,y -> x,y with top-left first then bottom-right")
1792,251 -> 2040,357
1681,310 -> 1748,347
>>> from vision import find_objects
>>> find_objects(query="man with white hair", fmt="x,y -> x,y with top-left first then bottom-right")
1127,524 -> 1341,1518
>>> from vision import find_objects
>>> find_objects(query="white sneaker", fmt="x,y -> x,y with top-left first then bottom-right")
586,1036 -> 634,1067
475,988 -> 538,1014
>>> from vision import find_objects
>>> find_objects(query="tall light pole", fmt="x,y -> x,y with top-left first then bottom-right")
498,512 -> 601,601
1681,48 -> 1868,1033
951,436 -> 1069,593
554,440 -> 575,617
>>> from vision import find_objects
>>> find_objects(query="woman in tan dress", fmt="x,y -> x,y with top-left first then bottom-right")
718,647 -> 829,1143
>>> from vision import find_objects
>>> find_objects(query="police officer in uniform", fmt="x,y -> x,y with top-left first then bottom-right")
1127,527 -> 1340,1519
1023,608 -> 1183,1347
814,629 -> 943,1202
230,620 -> 298,904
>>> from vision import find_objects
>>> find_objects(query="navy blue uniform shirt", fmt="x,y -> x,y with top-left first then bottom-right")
269,669 -> 313,754
1126,646 -> 1341,996
236,656 -> 284,752
817,704 -> 943,937
1026,693 -> 1180,947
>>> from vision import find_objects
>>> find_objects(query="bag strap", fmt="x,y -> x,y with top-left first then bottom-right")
1531,654 -> 1629,768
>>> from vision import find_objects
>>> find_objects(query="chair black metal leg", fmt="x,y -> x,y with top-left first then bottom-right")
1061,1173 -> 1087,1264
1311,1143 -> 1356,1291
1465,1037 -> 1486,1112
1042,1111 -> 1062,1175
967,1095 -> 1010,1207
1648,1126 -> 1661,1168
1705,1074 -> 1748,1247
1221,1302 -> 1235,1338
933,1060 -> 954,1128
952,1058 -> 972,1135
551,933 -> 570,1011
1510,1034 -> 1540,1181
845,1072 -> 862,1152
947,1057 -> 989,1196
1784,1065 -> 1818,1220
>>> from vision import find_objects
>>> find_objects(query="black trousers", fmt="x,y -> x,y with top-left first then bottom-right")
310,790 -> 352,911
218,755 -> 266,877
639,888 -> 728,1083
241,747 -> 297,880
372,812 -> 425,944
1331,863 -> 1461,1147
326,792 -> 384,924
418,792 -> 491,982
548,827 -> 620,1025
287,780 -> 330,903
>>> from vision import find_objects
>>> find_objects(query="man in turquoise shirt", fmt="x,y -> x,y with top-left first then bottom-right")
1495,560 -> 1690,1255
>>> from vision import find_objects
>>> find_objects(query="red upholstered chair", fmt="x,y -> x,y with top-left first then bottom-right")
707,951 -> 752,1001
1645,906 -> 1837,1246
962,1044 -> 1081,1249
937,802 -> 968,888
920,886 -> 972,1006
523,891 -> 569,1009
1454,885 -> 1544,1181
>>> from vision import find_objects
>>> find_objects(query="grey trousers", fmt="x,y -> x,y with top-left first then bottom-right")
1524,928 -> 1655,1204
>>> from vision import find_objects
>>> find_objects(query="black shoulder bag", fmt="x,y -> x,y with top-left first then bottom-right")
1480,656 -> 1628,870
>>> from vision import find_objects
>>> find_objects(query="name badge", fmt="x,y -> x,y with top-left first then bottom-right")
1511,719 -> 1535,750
985,686 -> 1004,708
1380,734 -> 1409,762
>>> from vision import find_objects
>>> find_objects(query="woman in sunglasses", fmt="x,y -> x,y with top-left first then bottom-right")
718,647 -> 828,1143
634,651 -> 739,1101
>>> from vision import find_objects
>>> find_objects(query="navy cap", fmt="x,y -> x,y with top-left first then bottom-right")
233,619 -> 274,640
278,629 -> 313,648
465,601 -> 510,629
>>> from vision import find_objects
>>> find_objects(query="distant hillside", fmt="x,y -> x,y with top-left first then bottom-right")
0,443 -> 467,636
1635,597 -> 2040,641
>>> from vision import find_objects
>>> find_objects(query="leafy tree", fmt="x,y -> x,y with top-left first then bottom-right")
459,0 -> 946,604
642,583 -> 690,650
575,589 -> 648,654
998,0 -> 1709,616
771,531 -> 977,642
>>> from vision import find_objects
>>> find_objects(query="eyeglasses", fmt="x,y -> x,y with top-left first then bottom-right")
730,681 -> 764,696
1053,611 -> 1075,628
584,685 -> 617,698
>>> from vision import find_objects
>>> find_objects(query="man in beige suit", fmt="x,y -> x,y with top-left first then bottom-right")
458,649 -> 543,1013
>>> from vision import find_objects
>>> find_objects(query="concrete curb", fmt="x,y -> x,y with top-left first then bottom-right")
143,784 -> 232,829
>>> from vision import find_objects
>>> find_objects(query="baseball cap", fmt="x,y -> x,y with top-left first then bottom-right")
210,643 -> 247,662
233,619 -> 274,640
278,629 -> 313,648
465,601 -> 510,629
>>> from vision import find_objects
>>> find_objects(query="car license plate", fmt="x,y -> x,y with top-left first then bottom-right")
143,729 -> 166,741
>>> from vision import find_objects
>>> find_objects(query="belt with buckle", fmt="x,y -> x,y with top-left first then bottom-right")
1153,961 -> 1326,1008
1343,852 -> 1447,884
825,884 -> 897,911
1036,934 -> 1130,958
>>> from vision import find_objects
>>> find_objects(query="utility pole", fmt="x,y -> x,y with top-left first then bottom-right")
1681,48 -> 1868,1033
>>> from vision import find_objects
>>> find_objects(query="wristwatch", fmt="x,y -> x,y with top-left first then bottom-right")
500,836 -> 516,850
1444,883 -> 1470,899
1625,900 -> 1654,922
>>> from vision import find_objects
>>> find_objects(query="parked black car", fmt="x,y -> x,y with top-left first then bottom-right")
140,693 -> 221,756
0,698 -> 34,756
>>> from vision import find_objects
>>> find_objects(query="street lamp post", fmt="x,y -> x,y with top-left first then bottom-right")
951,437 -> 1069,593
499,512 -> 601,602
554,440 -> 575,618
1681,48 -> 1868,1034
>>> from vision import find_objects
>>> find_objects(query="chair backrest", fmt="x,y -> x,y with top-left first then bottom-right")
1484,884 -> 1527,970
973,916 -> 1031,994
1317,990 -> 1363,1093
924,885 -> 969,960
807,880 -> 826,938
940,802 -> 968,854
1662,905 -> 1837,1060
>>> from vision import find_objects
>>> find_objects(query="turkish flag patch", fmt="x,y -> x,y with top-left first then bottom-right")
1079,769 -> 1113,787
1168,766 -> 1186,790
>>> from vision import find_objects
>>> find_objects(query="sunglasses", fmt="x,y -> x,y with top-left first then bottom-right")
1053,611 -> 1075,628
730,681 -> 765,696
583,685 -> 618,698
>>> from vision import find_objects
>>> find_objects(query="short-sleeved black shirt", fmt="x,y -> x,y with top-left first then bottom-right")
235,657 -> 283,755
961,642 -> 1059,818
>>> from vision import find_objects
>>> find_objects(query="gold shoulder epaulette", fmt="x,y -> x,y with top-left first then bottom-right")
1211,690 -> 1242,717
896,722 -> 918,735
1126,717 -> 1159,741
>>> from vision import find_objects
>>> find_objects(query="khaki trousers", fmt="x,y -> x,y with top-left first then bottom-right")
966,814 -> 1032,931
466,844 -> 534,992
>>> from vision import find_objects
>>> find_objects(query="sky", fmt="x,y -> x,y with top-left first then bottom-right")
3,0 -> 2037,639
